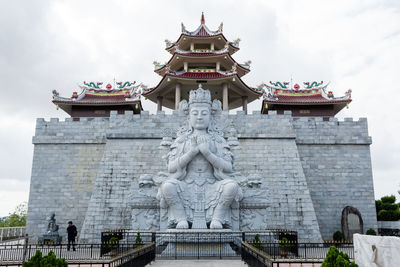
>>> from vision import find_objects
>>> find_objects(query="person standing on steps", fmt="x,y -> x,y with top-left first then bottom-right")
66,221 -> 77,251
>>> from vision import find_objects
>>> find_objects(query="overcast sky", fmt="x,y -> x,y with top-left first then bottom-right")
0,0 -> 399,217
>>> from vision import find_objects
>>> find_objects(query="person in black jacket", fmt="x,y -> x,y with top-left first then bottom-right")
66,221 -> 77,251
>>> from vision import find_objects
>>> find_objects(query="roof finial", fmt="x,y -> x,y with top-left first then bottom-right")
201,12 -> 205,24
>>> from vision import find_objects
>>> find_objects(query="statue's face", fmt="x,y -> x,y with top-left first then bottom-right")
189,103 -> 210,130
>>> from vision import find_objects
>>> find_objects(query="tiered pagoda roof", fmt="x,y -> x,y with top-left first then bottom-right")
51,14 -> 353,118
260,81 -> 352,117
144,13 -> 262,111
52,81 -> 143,117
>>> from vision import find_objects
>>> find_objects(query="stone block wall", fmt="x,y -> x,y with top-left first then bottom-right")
27,111 -> 377,243
293,117 -> 377,240
26,118 -> 109,241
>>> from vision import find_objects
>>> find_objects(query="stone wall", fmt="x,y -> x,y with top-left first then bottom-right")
27,111 -> 377,242
26,118 -> 108,241
293,117 -> 377,240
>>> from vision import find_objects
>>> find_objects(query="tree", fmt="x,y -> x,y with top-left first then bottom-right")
23,250 -> 67,267
0,202 -> 27,227
375,195 -> 400,221
321,246 -> 358,267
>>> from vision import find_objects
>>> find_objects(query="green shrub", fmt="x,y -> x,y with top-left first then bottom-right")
23,250 -> 67,267
366,229 -> 377,235
381,202 -> 398,211
279,237 -> 291,252
108,237 -> 119,251
381,195 -> 396,204
375,200 -> 382,213
321,246 -> 358,267
332,231 -> 344,242
133,232 -> 143,249
253,234 -> 262,250
376,195 -> 400,221
378,210 -> 400,221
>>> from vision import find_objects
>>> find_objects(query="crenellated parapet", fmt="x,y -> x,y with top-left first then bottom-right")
33,117 -> 109,144
293,117 -> 371,145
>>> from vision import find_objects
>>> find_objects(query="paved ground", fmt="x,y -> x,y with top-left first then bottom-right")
147,260 -> 247,266
147,260 -> 322,267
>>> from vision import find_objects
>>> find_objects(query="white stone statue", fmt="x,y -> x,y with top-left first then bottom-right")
157,85 -> 243,229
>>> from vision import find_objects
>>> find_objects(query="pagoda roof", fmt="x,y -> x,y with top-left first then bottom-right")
52,81 -> 143,115
164,13 -> 240,54
260,81 -> 352,115
143,73 -> 262,110
261,81 -> 352,104
153,50 -> 250,77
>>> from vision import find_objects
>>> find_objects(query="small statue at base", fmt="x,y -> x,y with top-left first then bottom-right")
38,212 -> 62,244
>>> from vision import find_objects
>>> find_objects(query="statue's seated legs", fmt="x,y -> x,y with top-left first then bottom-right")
159,180 -> 189,229
210,180 -> 240,229
159,179 -> 241,229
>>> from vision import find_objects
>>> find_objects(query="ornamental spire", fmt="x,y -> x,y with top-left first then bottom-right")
201,12 -> 205,24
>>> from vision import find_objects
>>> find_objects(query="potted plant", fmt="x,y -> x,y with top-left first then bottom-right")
108,237 -> 119,257
279,237 -> 290,258
133,232 -> 143,249
333,231 -> 344,246
253,234 -> 262,250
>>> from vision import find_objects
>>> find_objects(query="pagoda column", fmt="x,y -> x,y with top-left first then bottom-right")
242,96 -> 248,114
190,43 -> 194,50
157,96 -> 163,111
211,43 -> 214,50
184,62 -> 188,72
175,83 -> 181,110
222,83 -> 229,111
216,62 -> 220,71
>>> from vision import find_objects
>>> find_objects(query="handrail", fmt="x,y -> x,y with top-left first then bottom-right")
0,227 -> 26,242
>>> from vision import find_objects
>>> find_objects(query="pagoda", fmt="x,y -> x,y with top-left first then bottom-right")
52,81 -> 142,118
260,81 -> 352,118
143,13 -> 263,113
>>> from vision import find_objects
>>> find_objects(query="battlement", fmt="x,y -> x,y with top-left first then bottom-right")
33,117 -> 109,144
33,110 -> 371,144
292,116 -> 371,145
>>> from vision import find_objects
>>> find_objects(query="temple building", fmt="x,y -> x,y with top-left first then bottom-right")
52,81 -> 142,118
143,13 -> 263,113
260,81 -> 352,118
26,14 -> 376,243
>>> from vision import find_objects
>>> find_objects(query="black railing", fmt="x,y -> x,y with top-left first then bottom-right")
242,241 -> 273,267
251,241 -> 354,260
0,243 -> 155,265
242,240 -> 355,267
99,229 -> 298,259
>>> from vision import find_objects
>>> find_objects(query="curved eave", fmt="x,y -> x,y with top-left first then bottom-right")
261,98 -> 352,115
154,52 -> 250,77
52,99 -> 142,116
262,98 -> 351,105
143,73 -> 261,110
166,33 -> 239,54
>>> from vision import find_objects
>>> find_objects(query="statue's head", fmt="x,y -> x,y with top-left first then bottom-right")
180,85 -> 222,132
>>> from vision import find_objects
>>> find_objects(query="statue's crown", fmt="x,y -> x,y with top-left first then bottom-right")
189,84 -> 211,105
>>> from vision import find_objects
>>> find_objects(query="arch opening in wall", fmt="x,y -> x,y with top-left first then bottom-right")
341,206 -> 363,241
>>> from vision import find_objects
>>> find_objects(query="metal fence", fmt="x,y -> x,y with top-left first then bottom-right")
242,240 -> 355,267
0,243 -> 155,266
0,228 -> 25,242
251,241 -> 354,260
0,229 -> 355,266
100,229 -> 298,259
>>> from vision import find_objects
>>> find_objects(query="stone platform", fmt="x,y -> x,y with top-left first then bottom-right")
158,229 -> 240,257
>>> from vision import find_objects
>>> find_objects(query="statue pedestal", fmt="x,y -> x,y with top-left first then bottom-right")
158,229 -> 240,257
38,234 -> 62,244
